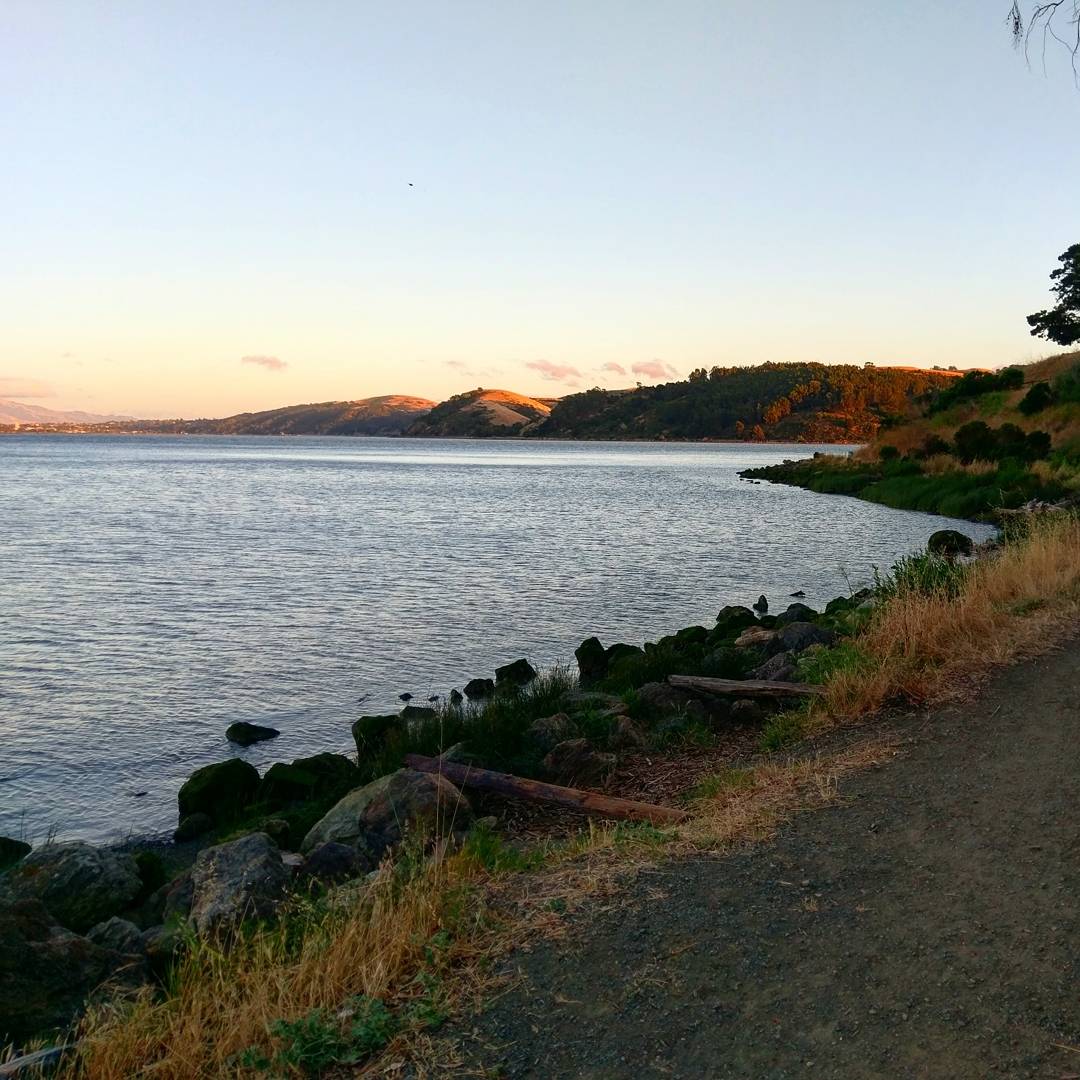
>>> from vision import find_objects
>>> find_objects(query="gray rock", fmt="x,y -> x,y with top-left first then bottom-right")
224,721 -> 280,747
777,622 -> 836,654
261,818 -> 292,848
928,529 -> 974,557
714,605 -> 759,637
734,625 -> 779,650
140,923 -> 184,973
636,682 -> 708,724
301,769 -> 472,856
463,677 -> 494,700
177,759 -> 260,825
351,715 -> 401,759
542,740 -> 616,787
753,594 -> 769,613
527,712 -> 579,754
574,636 -> 608,685
0,899 -> 143,1044
400,704 -> 437,721
730,699 -> 766,725
495,658 -> 538,688
0,842 -> 142,934
751,651 -> 799,682
260,753 -> 358,808
174,812 -> 214,842
608,715 -> 648,751
86,916 -> 144,956
189,832 -> 290,937
161,871 -> 194,921
776,603 -> 819,626
298,842 -> 374,886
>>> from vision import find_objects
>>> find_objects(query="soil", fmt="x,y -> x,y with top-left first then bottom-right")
454,643 -> 1080,1079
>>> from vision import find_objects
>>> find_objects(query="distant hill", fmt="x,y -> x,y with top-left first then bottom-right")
0,399 -> 134,425
81,395 -> 436,437
535,363 -> 961,442
407,389 -> 556,437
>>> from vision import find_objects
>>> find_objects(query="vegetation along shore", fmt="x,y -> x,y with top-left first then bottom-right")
4,496 -> 1080,1075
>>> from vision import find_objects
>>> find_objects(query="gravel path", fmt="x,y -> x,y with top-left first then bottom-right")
456,643 -> 1080,1079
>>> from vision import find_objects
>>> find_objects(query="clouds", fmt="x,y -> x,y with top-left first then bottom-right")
525,359 -> 583,386
601,362 -> 627,377
0,377 -> 55,399
241,355 -> 288,372
631,360 -> 679,381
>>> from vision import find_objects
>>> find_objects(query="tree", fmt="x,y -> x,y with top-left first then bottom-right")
1027,244 -> 1080,346
1008,2 -> 1080,78
1018,381 -> 1056,414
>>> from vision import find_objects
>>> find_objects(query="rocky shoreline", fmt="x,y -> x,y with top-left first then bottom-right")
0,527 -> 980,1057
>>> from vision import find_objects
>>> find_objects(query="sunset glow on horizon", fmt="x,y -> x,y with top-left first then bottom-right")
3,1 -> 1079,419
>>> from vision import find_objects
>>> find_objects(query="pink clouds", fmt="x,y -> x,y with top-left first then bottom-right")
241,355 -> 288,372
631,360 -> 679,381
525,359 -> 583,385
601,362 -> 627,376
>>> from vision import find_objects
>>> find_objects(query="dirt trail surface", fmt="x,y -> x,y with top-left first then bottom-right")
456,645 -> 1080,1079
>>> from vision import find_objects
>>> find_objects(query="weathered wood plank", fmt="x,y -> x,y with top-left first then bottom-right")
404,754 -> 689,825
668,674 -> 823,697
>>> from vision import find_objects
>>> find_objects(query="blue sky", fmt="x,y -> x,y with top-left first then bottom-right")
2,1 -> 1079,417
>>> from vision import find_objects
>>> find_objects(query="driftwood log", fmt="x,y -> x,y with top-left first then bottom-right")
668,675 -> 823,698
404,754 -> 689,825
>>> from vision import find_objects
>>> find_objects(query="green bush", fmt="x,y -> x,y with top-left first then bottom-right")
1018,381 -> 1055,415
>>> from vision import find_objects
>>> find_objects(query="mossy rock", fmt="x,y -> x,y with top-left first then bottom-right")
674,625 -> 709,645
495,658 -> 538,688
575,636 -> 608,685
701,646 -> 751,679
352,715 -> 401,759
133,851 -> 167,902
260,753 -> 359,809
714,605 -> 758,637
177,759 -> 261,825
0,835 -> 31,871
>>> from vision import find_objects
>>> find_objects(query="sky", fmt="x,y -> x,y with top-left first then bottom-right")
2,1 -> 1079,419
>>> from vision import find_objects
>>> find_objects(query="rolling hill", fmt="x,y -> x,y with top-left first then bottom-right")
406,389 -> 556,436
0,399 -> 134,425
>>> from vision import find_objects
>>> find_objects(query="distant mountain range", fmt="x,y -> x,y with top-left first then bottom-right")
0,398 -> 134,425
1,363 -> 967,442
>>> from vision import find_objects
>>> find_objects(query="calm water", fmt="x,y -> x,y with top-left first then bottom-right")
1,436 -> 993,843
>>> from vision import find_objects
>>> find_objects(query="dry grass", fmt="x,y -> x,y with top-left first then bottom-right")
821,515 -> 1080,721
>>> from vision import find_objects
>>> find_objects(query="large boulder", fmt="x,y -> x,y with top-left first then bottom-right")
734,626 -> 779,651
526,712 -> 579,754
260,753 -> 358,809
776,603 -> 819,626
928,529 -> 974,558
301,769 -> 472,857
400,704 -> 437,721
751,651 -> 799,682
574,636 -> 608,685
714,605 -> 759,638
542,740 -> 616,787
86,916 -> 144,956
188,832 -> 290,937
0,842 -> 142,934
495,658 -> 538,689
174,812 -> 214,842
777,622 -> 836,654
298,842 -> 374,887
0,836 -> 31,871
351,715 -> 401,759
605,643 -> 645,667
177,759 -> 260,825
636,681 -> 708,724
225,722 -> 280,747
608,715 -> 649,750
0,899 -> 140,1044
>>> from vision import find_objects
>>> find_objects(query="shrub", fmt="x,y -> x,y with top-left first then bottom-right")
1018,381 -> 1055,415
878,444 -> 900,461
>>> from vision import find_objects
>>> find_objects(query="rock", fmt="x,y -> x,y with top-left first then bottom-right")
351,715 -> 401,759
140,923 -> 184,973
261,753 -> 358,808
298,842 -> 374,887
188,833 -> 290,937
608,715 -> 648,750
776,603 -> 819,626
674,625 -> 709,645
494,658 -> 537,688
224,721 -> 280,747
0,836 -> 31,871
0,899 -> 140,1044
777,622 -> 836,654
526,712 -> 579,754
161,872 -> 194,921
790,590 -> 806,597
463,677 -> 494,700
702,646 -> 748,679
261,818 -> 292,848
0,843 -> 142,934
565,690 -> 626,710
177,759 -> 260,825
730,699 -> 766,725
174,812 -> 214,842
86,916 -> 144,956
751,651 -> 799,682
448,688 -> 464,707
542,740 -> 616,787
734,626 -> 779,650
753,594 -> 769,613
636,682 -> 708,724
574,636 -> 608,685
400,704 -> 437,721
605,643 -> 645,667
301,769 -> 472,857
928,529 -> 974,557
714,605 -> 759,637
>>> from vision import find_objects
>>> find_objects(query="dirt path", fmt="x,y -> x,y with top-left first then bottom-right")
454,643 -> 1080,1079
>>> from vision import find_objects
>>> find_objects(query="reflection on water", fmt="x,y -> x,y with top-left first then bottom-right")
0,435 -> 993,842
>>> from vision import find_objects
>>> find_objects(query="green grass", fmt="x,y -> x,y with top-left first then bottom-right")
759,707 -> 810,751
686,767 -> 755,800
